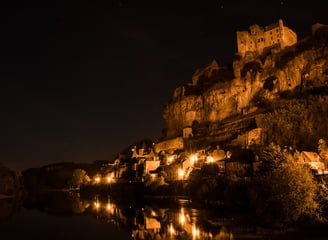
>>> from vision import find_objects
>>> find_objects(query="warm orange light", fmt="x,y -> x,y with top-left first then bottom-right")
178,169 -> 184,180
169,223 -> 175,235
107,176 -> 112,183
151,210 -> 156,216
192,224 -> 200,239
167,156 -> 174,164
207,156 -> 214,163
94,176 -> 101,183
179,208 -> 185,225
106,203 -> 111,211
190,155 -> 198,165
94,201 -> 100,209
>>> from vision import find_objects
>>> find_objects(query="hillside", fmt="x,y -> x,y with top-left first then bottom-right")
160,22 -> 328,151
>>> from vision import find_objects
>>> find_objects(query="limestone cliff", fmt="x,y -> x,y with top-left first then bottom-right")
162,24 -> 328,142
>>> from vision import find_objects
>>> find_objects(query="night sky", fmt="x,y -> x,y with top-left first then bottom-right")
0,0 -> 326,170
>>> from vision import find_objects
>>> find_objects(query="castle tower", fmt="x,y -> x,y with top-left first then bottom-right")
236,19 -> 297,59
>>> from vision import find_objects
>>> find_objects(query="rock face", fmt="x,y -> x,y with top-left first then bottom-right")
163,23 -> 328,141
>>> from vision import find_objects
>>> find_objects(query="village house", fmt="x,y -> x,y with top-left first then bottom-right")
300,151 -> 325,173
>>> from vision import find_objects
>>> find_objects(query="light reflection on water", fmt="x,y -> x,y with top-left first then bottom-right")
76,196 -> 247,240
1,192 -> 262,240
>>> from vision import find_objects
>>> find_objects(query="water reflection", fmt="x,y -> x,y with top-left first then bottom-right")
1,191 -> 263,239
72,195 -> 239,240
3,191 -> 328,239
0,193 -> 25,222
0,198 -> 22,222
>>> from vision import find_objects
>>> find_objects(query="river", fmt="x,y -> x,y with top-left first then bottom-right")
0,191 -> 327,240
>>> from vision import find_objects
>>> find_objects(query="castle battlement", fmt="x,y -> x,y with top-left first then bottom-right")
236,19 -> 297,58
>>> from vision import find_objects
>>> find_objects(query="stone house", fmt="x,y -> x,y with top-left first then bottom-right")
300,151 -> 325,172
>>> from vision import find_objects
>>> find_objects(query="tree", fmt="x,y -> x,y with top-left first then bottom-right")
256,97 -> 328,150
70,169 -> 90,188
318,139 -> 328,167
249,144 -> 321,226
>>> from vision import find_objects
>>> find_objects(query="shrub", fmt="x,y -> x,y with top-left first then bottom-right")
256,97 -> 328,150
249,144 -> 321,227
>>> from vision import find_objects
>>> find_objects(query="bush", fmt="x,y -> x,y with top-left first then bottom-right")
256,97 -> 328,150
69,169 -> 90,188
249,144 -> 321,227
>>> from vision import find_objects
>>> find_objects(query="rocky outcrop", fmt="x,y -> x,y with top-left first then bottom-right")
163,25 -> 328,141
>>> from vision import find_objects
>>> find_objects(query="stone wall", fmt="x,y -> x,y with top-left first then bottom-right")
154,137 -> 184,153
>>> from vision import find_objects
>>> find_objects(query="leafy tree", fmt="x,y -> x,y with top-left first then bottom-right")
249,144 -> 321,226
256,97 -> 328,150
70,169 -> 90,188
318,139 -> 328,167
71,196 -> 86,214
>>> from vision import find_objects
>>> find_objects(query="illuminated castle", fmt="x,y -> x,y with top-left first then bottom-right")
236,19 -> 297,58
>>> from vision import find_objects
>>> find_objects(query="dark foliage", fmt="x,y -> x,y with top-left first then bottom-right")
248,144 -> 321,227
241,61 -> 263,78
263,76 -> 277,91
314,26 -> 328,45
256,96 -> 328,151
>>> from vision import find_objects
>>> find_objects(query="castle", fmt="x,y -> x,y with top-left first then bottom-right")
236,19 -> 297,59
108,20 -> 328,182
157,20 -> 328,151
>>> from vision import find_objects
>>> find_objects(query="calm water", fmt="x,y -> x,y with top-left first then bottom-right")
1,192 -> 326,240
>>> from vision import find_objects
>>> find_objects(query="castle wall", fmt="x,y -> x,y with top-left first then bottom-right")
236,19 -> 297,57
282,26 -> 297,47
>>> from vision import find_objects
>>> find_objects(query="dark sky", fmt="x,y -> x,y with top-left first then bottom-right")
0,0 -> 326,170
